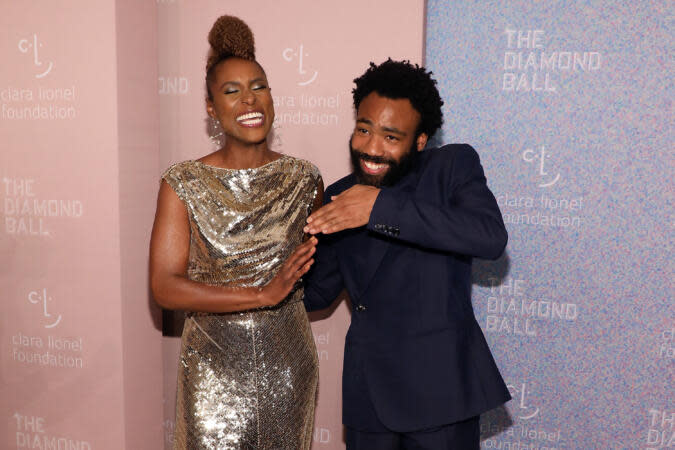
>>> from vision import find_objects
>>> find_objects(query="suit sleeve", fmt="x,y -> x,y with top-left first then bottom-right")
303,187 -> 345,312
367,145 -> 507,259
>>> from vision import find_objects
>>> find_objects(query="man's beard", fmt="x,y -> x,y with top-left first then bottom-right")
350,141 -> 417,187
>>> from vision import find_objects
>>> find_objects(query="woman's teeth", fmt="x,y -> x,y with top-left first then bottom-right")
236,112 -> 264,126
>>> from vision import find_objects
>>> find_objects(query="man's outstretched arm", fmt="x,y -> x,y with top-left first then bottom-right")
305,145 -> 507,260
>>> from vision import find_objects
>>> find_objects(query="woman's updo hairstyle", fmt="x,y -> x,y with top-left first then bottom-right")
206,15 -> 256,99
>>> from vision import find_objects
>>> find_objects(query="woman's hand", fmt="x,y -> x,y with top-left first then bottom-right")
258,237 -> 318,307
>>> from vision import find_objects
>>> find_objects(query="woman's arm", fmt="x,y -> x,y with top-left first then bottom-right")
149,180 -> 316,313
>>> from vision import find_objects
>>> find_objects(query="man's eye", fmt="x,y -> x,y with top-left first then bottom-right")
224,89 -> 238,95
385,135 -> 399,141
356,128 -> 368,134
252,84 -> 268,90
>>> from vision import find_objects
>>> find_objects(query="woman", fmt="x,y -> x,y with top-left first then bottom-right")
150,15 -> 322,449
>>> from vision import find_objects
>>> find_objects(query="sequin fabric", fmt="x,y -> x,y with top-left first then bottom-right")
162,156 -> 320,450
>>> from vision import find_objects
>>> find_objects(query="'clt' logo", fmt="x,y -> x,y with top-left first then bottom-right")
507,382 -> 540,420
28,288 -> 61,328
282,44 -> 318,86
18,34 -> 53,79
522,145 -> 561,188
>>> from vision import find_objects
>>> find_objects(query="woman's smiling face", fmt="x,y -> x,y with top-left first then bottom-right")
207,57 -> 275,146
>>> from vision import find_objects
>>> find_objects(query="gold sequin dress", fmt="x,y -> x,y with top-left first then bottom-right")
162,156 -> 320,450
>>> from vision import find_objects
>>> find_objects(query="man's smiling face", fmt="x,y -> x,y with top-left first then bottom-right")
350,92 -> 427,187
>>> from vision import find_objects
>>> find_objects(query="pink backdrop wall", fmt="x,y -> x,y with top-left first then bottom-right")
2,1 -> 423,449
2,1 -> 162,449
157,2 -> 424,448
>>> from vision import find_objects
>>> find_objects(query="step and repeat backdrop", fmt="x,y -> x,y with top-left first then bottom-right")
426,1 -> 673,448
2,1 -> 671,449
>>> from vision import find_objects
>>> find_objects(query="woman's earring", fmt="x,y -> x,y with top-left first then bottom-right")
209,117 -> 224,147
269,119 -> 282,151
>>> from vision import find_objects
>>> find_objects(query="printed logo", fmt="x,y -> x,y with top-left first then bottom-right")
3,177 -> 84,236
163,419 -> 175,447
312,427 -> 331,444
483,381 -> 563,448
13,413 -> 91,448
646,408 -> 674,449
159,76 -> 189,95
494,143 -> 585,229
11,331 -> 85,369
507,382 -> 540,420
485,277 -> 579,336
4,33 -> 78,120
501,29 -> 601,94
522,145 -> 561,188
28,288 -> 61,329
283,44 -> 318,86
18,34 -> 53,78
314,331 -> 330,361
656,328 -> 674,360
275,44 -> 340,127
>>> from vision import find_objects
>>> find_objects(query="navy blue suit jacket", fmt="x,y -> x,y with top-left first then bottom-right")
304,144 -> 511,432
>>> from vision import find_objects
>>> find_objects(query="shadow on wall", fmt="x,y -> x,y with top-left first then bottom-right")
426,132 -> 444,150
474,251 -> 513,439
472,250 -> 510,288
480,404 -> 514,441
162,309 -> 186,337
307,290 -> 351,322
149,285 -> 164,332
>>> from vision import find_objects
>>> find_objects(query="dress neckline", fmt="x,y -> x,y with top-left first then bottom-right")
193,154 -> 288,172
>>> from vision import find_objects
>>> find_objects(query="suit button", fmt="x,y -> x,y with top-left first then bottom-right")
355,304 -> 366,312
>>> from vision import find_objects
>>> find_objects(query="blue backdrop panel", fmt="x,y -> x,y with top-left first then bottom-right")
426,1 -> 673,447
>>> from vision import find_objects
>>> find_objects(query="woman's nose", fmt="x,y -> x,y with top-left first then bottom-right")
241,89 -> 256,105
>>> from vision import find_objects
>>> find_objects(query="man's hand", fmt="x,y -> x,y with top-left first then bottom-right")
304,185 -> 380,234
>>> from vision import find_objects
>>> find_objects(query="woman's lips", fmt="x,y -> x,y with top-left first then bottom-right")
236,111 -> 264,127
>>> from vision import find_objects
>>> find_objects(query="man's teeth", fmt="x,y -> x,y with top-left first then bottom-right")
237,112 -> 264,124
363,161 -> 387,171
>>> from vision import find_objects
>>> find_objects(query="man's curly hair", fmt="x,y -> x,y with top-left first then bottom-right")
352,59 -> 444,138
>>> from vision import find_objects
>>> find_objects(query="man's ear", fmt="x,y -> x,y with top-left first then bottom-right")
416,132 -> 428,151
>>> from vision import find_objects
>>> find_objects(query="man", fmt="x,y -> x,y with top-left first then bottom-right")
303,59 -> 510,449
